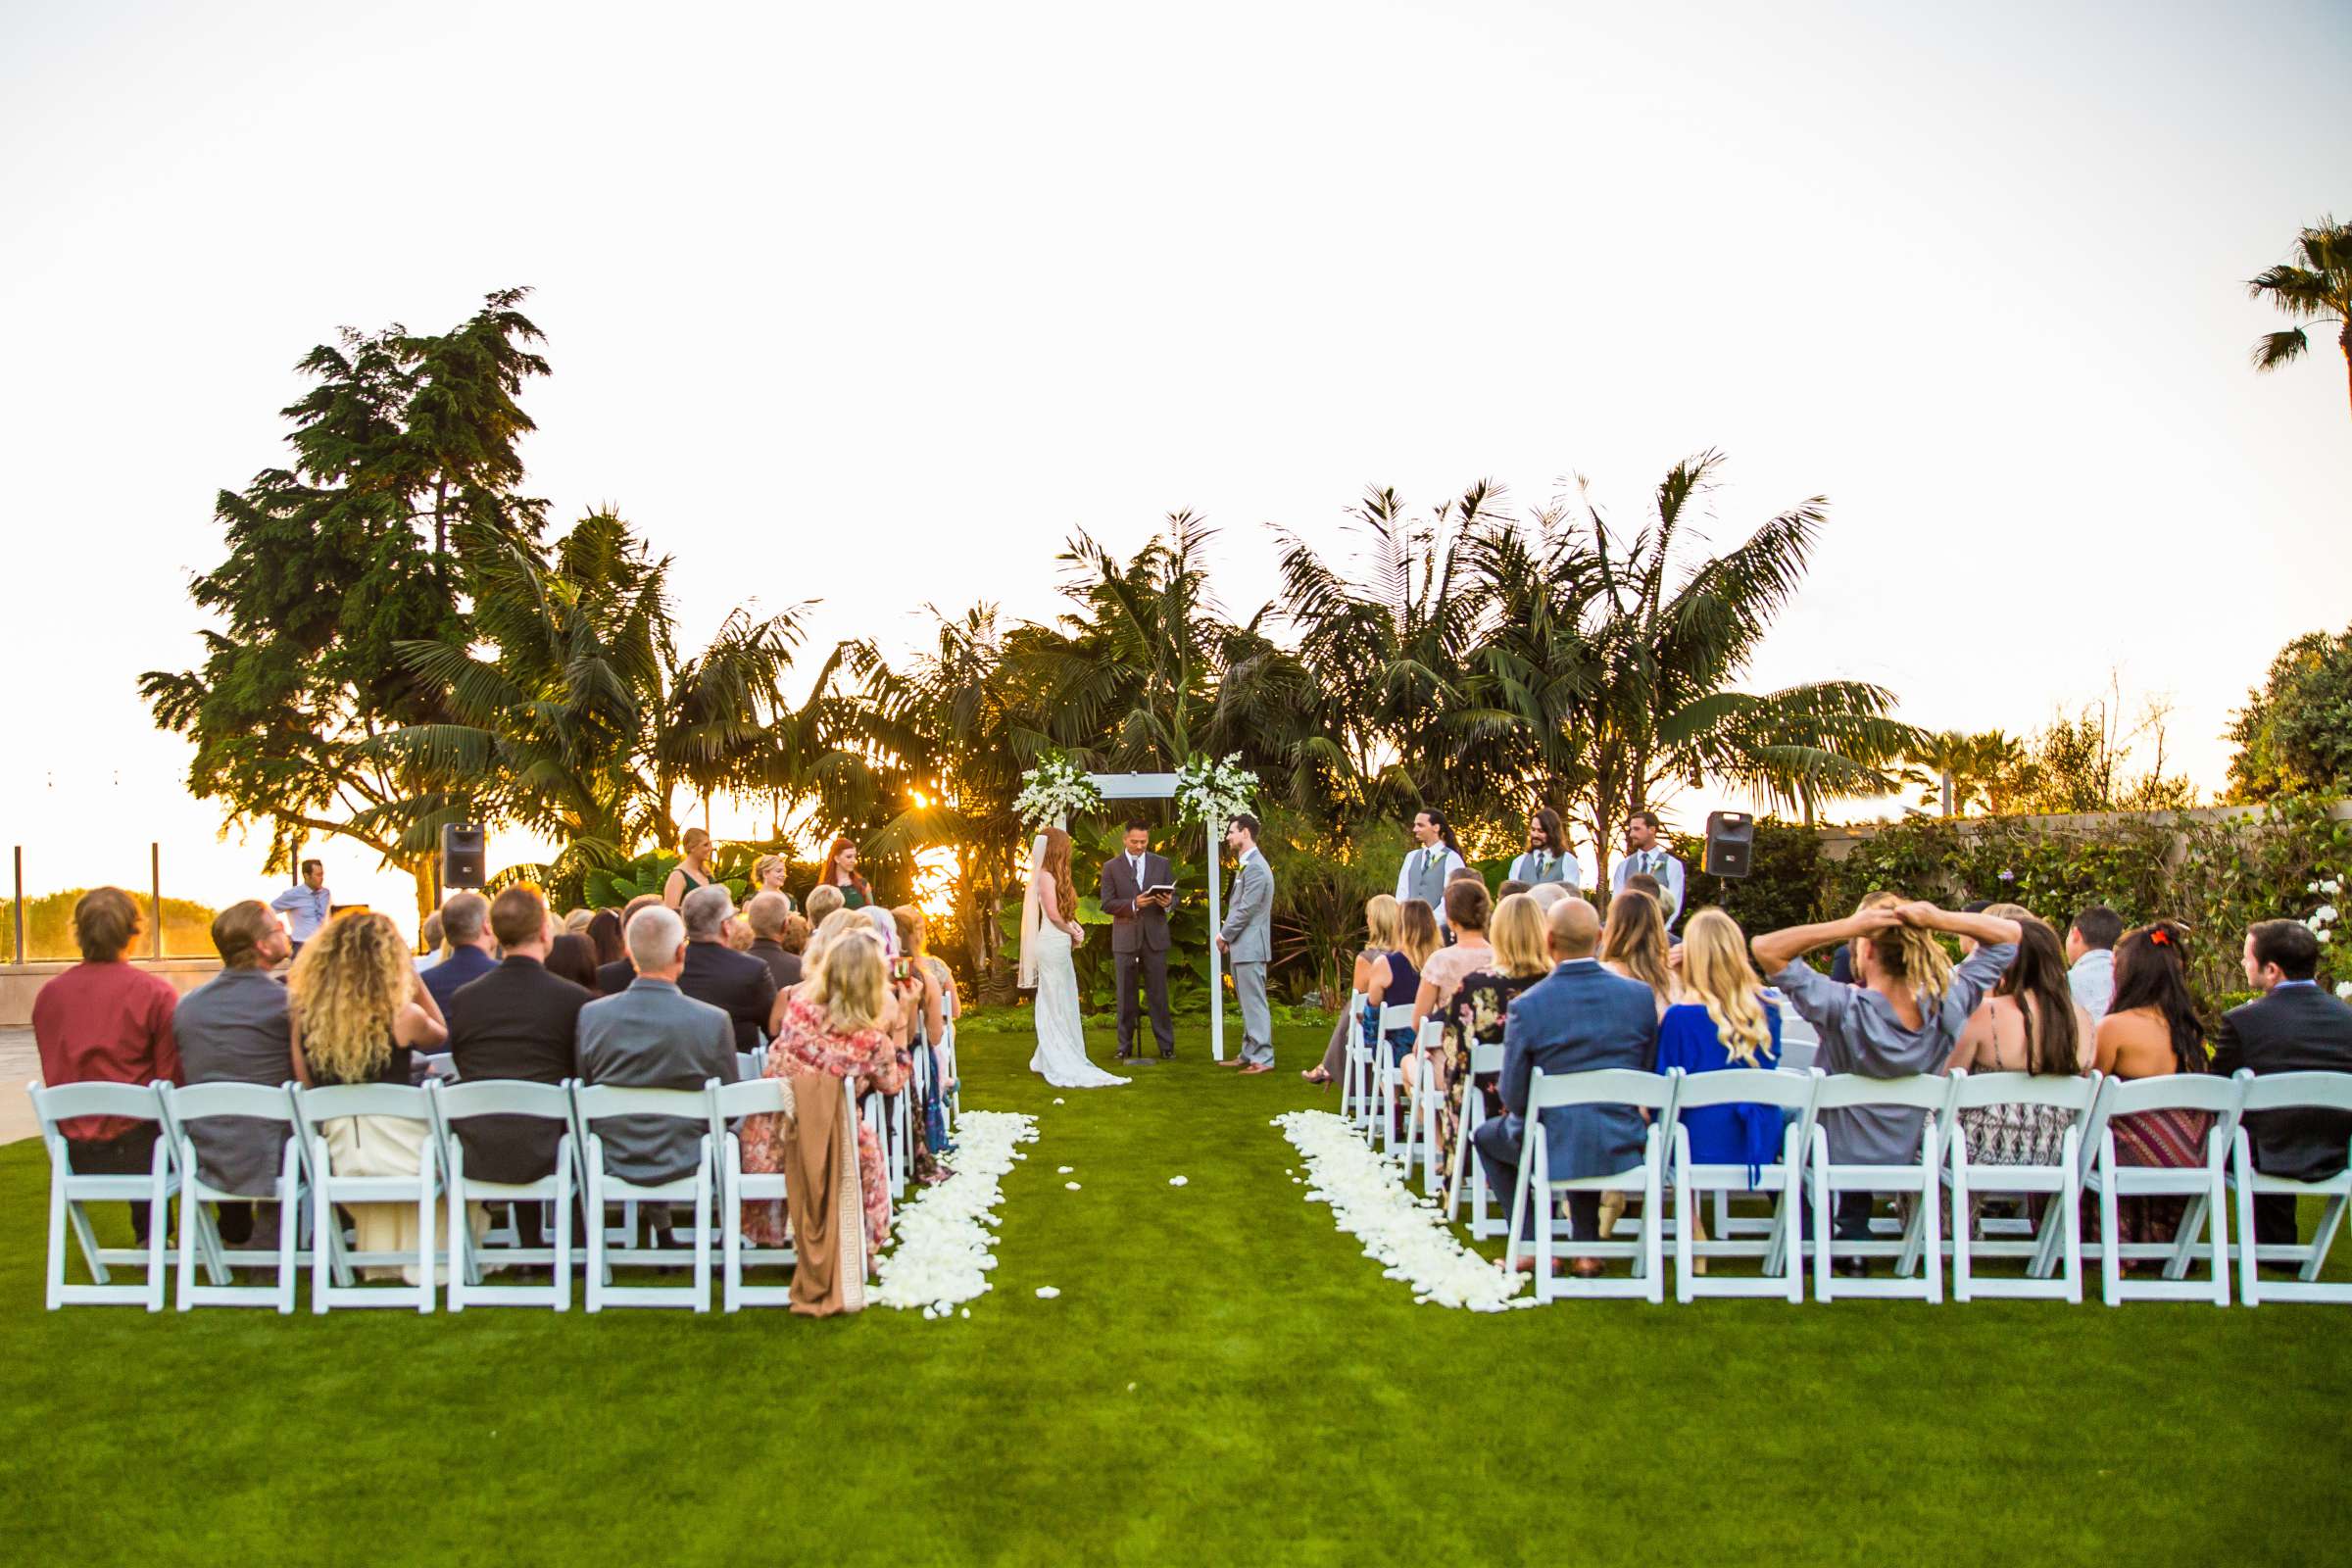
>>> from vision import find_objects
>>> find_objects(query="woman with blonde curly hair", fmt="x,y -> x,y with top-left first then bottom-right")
288,911 -> 453,1279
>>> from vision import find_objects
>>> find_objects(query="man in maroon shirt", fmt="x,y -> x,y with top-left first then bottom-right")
30,887 -> 182,1242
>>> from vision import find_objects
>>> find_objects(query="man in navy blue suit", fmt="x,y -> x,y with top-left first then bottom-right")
1473,896 -> 1661,1273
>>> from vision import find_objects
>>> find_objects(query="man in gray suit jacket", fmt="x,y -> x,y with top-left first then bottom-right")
1472,897 -> 1660,1267
1216,812 -> 1276,1073
573,905 -> 738,1188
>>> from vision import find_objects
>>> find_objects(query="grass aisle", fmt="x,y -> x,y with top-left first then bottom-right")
1,1011 -> 2347,1565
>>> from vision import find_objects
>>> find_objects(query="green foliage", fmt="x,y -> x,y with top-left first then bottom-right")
1671,817 -> 1822,936
2227,623 -> 2352,802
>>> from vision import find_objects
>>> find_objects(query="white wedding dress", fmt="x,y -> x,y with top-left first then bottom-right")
1028,916 -> 1129,1090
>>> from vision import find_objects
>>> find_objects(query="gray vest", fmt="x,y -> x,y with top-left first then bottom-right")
1406,848 -> 1448,908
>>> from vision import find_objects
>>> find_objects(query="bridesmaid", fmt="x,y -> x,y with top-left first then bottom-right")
753,854 -> 797,911
817,836 -> 873,910
662,827 -> 716,909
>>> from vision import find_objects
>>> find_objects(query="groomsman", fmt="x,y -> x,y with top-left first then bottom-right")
1216,813 -> 1276,1074
1395,808 -> 1468,930
1610,810 -> 1685,927
1506,808 -> 1581,894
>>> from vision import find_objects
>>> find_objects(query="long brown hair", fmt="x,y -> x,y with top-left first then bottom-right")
2111,920 -> 2209,1072
1601,891 -> 1674,1003
1395,900 -> 1442,970
1039,827 -> 1075,906
821,835 -> 870,895
1991,916 -> 2082,1075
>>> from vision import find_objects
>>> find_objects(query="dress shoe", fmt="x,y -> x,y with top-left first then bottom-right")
1570,1258 -> 1606,1280
1834,1255 -> 1872,1279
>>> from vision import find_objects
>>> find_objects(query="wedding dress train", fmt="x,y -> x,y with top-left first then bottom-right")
1029,923 -> 1128,1089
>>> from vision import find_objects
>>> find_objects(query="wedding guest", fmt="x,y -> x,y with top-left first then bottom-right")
1948,915 -> 2093,1167
594,895 -> 666,996
2066,905 -> 2123,1021
1305,894 -> 1399,1084
1610,811 -> 1686,927
740,930 -> 908,1312
422,892 -> 496,1018
288,911 -> 449,1277
1472,897 -> 1659,1273
1396,808 -> 1469,931
1496,879 -> 1532,901
724,915 -> 757,954
879,905 -> 949,1182
805,882 -> 847,930
270,858 -> 332,952
1434,892 -> 1553,1195
1407,879 -> 1497,1097
2213,918 -> 2352,1250
1601,889 -> 1679,1017
562,907 -> 594,937
546,931 -> 600,992
1752,896 -> 2020,1256
781,912 -> 810,956
752,854 -> 797,911
2086,920 -> 2215,1250
1507,807 -> 1581,894
172,899 -> 294,1248
416,911 -> 445,972
585,909 -> 625,971
1527,883 -> 1570,915
1625,871 -> 1665,906
574,906 -> 737,1191
678,885 -> 777,1054
816,836 -> 873,910
447,887 -> 591,1246
31,887 -> 182,1244
744,892 -> 804,992
662,827 -> 717,910
1658,908 -> 1786,1177
898,904 -> 961,1157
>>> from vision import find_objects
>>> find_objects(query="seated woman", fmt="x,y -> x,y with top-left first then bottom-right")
1370,899 -> 1443,1076
2091,920 -> 2212,1250
1407,879 -> 1496,1097
1304,894 -> 1398,1084
1436,893 -> 1552,1192
1657,908 -> 1786,1264
1948,912 -> 2093,1168
1601,889 -> 1680,1017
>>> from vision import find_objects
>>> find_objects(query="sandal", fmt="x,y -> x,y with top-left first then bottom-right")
1300,1068 -> 1332,1084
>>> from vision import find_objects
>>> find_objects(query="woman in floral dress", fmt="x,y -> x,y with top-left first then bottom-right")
1436,893 -> 1553,1195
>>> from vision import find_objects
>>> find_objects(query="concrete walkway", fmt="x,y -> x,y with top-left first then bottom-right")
1,1028 -> 36,1144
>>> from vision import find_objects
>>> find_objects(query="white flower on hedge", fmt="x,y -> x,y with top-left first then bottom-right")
2314,904 -> 2340,925
2337,982 -> 2352,1000
870,1110 -> 1039,1315
1275,1108 -> 1529,1312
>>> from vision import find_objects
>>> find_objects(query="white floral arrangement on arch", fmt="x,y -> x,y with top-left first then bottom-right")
1014,753 -> 1103,828
2306,876 -> 2347,998
1173,752 -> 1259,827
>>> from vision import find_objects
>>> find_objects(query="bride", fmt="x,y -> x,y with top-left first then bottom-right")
1022,826 -> 1128,1089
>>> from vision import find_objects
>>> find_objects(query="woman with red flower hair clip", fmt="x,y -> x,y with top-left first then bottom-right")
2091,920 -> 2213,1250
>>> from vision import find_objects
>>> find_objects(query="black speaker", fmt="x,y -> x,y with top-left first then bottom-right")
440,823 -> 487,890
1702,811 -> 1754,878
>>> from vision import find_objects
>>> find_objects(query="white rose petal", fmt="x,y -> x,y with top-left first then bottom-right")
1053,1098 -> 1065,1104
1035,1286 -> 1060,1299
867,1110 -> 1041,1316
1168,1175 -> 1189,1187
1065,1181 -> 1082,1190
1057,1165 -> 1074,1173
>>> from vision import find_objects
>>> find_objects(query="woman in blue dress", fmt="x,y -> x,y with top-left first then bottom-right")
1657,908 -> 1787,1192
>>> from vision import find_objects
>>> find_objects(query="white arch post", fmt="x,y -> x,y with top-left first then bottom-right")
1086,772 -> 1227,1062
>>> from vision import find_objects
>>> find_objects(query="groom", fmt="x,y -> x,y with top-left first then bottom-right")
1101,818 -> 1176,1062
1216,812 -> 1276,1074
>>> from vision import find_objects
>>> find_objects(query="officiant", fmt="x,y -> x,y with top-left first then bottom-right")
1101,819 -> 1177,1062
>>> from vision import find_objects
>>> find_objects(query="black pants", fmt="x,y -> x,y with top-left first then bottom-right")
1471,1119 -> 1604,1242
1115,945 -> 1175,1057
2254,1194 -> 2300,1250
67,1127 -> 170,1245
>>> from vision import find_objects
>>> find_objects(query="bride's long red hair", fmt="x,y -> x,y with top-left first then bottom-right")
1040,827 -> 1074,899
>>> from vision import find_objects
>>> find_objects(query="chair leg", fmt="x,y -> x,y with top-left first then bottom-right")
553,1162 -> 573,1313
1950,1151 -> 1971,1303
177,1180 -> 200,1311
2233,1142 -> 2261,1307
585,1162 -> 605,1314
2304,1194 -> 2350,1284
693,1157 -> 712,1314
1813,1162 -> 1834,1303
312,1156 -> 333,1315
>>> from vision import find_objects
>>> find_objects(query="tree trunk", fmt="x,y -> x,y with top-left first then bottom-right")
2340,322 -> 2352,424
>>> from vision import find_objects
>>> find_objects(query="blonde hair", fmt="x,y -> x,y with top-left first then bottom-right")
892,904 -> 925,956
805,883 -> 846,925
802,906 -> 876,990
1600,891 -> 1674,1003
1854,890 -> 1953,1003
288,912 -> 411,1084
1362,893 -> 1399,954
1490,893 -> 1550,978
1396,900 -> 1443,971
811,929 -> 888,1034
681,826 -> 711,858
753,854 -> 790,889
1680,909 -> 1773,1065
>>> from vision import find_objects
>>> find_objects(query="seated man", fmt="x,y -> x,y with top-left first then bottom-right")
743,891 -> 803,994
679,884 -> 777,1054
448,885 -> 592,1241
1472,897 -> 1660,1276
2212,917 -> 2352,1249
422,891 -> 497,1021
595,894 -> 667,997
574,906 -> 739,1192
172,900 -> 295,1247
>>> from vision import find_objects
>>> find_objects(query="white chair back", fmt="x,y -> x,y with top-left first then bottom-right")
2230,1070 -> 2352,1304
1810,1072 -> 1953,1115
158,1081 -> 305,1314
571,1080 -> 718,1313
31,1079 -> 177,1311
295,1081 -> 439,1315
427,1079 -> 576,1312
1525,1067 -> 1679,1114
2236,1070 -> 2352,1117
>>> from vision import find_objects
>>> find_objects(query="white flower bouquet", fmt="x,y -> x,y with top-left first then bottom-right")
1014,753 -> 1103,828
1173,752 -> 1259,827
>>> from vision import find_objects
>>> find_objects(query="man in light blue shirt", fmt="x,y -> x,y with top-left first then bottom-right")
2064,905 -> 2120,1021
269,858 -> 332,950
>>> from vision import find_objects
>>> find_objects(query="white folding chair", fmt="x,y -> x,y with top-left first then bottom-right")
1946,1069 -> 2101,1302
31,1080 -> 178,1311
1805,1074 -> 1954,1302
2078,1072 -> 2244,1306
938,1017 -> 961,1130
1446,1040 -> 1508,1235
430,1079 -> 575,1311
1371,1004 -> 1418,1157
887,1084 -> 910,1198
159,1082 -> 303,1313
1670,1068 -> 1821,1302
572,1081 -> 716,1312
1336,991 -> 1371,1128
2230,1070 -> 2352,1305
1505,1067 -> 1680,1303
416,1053 -> 459,1084
297,1082 -> 442,1313
714,1077 -> 797,1310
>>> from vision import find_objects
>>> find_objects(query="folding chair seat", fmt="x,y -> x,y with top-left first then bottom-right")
714,1077 -> 798,1310
1670,1067 -> 1821,1302
1446,1041 -> 1508,1237
430,1079 -> 575,1311
1506,1067 -> 1681,1303
2078,1072 -> 2244,1306
572,1081 -> 717,1312
1945,1069 -> 2101,1302
1805,1074 -> 1955,1302
296,1082 -> 443,1313
159,1082 -> 304,1313
31,1080 -> 178,1310
2229,1070 -> 2352,1305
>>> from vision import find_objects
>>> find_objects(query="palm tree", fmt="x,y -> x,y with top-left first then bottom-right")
1900,729 -> 2023,815
2249,215 -> 2352,421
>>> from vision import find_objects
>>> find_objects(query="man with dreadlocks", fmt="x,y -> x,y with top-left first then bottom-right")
1752,896 -> 2022,1266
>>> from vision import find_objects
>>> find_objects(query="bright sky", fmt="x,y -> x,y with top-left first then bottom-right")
2,0 -> 2347,920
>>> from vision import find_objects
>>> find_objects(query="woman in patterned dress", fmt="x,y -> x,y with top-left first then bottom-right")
1948,913 -> 2093,1168
1436,893 -> 1553,1197
2091,921 -> 2213,1250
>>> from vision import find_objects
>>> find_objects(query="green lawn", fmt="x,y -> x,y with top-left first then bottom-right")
1,1012 -> 2346,1566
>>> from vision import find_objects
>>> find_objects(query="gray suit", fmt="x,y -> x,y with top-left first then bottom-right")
573,977 -> 738,1185
172,966 -> 294,1197
1221,847 -> 1275,1066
